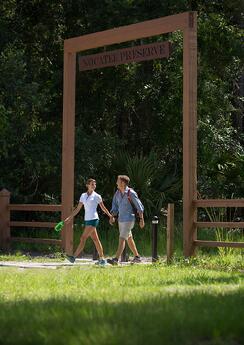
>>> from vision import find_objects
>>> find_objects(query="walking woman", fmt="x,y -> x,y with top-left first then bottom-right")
64,178 -> 113,265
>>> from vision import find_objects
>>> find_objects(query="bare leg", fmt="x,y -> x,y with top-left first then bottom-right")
115,237 -> 126,259
73,226 -> 94,258
127,236 -> 139,257
90,228 -> 104,258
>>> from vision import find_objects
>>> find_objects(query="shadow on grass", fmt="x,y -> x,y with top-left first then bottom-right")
0,290 -> 243,345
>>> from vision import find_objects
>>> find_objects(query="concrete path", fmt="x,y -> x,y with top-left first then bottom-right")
0,257 -> 153,269
0,258 -> 93,269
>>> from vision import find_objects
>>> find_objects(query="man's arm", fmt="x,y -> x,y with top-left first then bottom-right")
130,191 -> 144,213
137,212 -> 145,228
130,191 -> 145,228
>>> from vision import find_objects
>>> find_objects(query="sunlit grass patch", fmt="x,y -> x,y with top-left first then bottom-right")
0,261 -> 243,345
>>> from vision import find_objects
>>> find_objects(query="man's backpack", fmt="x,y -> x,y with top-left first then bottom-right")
127,188 -> 140,222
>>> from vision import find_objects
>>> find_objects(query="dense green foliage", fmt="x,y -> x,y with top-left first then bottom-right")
0,0 -> 243,211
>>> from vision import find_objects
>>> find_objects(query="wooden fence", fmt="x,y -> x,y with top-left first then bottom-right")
193,199 -> 244,249
0,189 -> 63,250
1,189 -> 243,254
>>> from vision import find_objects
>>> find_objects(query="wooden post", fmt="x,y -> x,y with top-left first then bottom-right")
167,203 -> 174,263
61,52 -> 76,255
183,12 -> 197,257
0,189 -> 10,250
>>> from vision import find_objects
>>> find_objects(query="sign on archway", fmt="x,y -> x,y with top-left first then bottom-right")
62,12 -> 198,256
78,41 -> 171,71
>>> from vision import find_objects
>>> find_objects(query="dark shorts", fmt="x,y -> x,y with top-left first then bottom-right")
84,219 -> 99,227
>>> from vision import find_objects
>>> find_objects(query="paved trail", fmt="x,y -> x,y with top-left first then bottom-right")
0,257 -> 153,269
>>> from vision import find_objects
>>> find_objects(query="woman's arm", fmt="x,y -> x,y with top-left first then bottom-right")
99,202 -> 113,218
64,202 -> 83,223
99,202 -> 115,224
110,193 -> 119,217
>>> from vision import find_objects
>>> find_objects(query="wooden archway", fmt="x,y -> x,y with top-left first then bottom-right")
61,11 -> 197,256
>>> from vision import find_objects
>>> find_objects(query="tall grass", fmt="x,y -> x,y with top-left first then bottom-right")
200,205 -> 244,257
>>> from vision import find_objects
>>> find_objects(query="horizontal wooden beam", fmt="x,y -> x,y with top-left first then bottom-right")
194,199 -> 244,207
10,221 -> 56,228
11,237 -> 62,245
9,204 -> 62,212
194,240 -> 244,248
196,222 -> 244,228
64,12 -> 191,53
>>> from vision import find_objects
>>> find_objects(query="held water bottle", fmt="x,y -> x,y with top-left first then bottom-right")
55,221 -> 64,232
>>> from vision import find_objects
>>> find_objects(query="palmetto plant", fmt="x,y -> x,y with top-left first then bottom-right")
112,150 -> 181,218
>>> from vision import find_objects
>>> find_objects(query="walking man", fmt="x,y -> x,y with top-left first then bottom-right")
108,175 -> 145,265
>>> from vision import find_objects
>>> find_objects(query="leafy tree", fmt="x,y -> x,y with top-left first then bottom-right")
0,0 -> 243,211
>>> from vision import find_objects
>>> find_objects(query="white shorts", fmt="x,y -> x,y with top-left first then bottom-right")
118,221 -> 135,240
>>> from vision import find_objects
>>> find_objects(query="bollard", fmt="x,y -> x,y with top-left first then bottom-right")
121,243 -> 129,262
152,215 -> 159,262
166,204 -> 174,263
92,245 -> 99,261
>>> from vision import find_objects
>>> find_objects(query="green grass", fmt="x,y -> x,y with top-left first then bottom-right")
0,255 -> 243,345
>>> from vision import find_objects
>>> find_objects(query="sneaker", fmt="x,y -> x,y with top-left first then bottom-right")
131,256 -> 142,264
66,255 -> 76,263
107,257 -> 119,266
95,259 -> 107,266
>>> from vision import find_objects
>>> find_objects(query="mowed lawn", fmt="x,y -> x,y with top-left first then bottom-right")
0,260 -> 243,345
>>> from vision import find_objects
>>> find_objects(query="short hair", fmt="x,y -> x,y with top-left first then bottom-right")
86,178 -> 96,185
118,175 -> 130,185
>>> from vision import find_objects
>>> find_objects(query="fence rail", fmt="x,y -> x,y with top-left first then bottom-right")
194,199 -> 244,207
9,221 -> 57,228
11,237 -> 62,245
194,240 -> 244,248
9,204 -> 62,211
195,221 -> 244,228
194,199 -> 244,251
